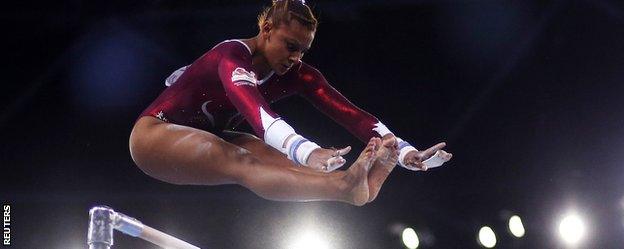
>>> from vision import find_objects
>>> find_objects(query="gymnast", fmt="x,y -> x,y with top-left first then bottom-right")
129,0 -> 452,206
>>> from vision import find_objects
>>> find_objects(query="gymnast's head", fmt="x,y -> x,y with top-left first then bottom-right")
256,0 -> 317,75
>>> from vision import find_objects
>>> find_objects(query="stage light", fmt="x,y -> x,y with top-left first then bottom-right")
558,213 -> 585,245
287,229 -> 331,249
620,197 -> 624,229
401,227 -> 420,249
508,215 -> 525,238
478,226 -> 496,248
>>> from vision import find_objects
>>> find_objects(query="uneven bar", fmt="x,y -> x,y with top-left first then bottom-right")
88,206 -> 201,249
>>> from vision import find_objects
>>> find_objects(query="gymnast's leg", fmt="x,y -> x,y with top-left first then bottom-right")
222,131 -> 339,175
129,116 -> 378,205
367,134 -> 399,202
223,130 -> 400,203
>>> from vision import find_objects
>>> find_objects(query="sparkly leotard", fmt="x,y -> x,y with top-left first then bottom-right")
140,40 -> 417,166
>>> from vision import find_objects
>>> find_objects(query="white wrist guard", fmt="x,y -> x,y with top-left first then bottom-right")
372,121 -> 448,170
285,135 -> 320,166
397,138 -> 417,169
264,119 -> 295,152
264,119 -> 319,166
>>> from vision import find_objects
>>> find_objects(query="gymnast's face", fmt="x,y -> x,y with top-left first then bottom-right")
262,20 -> 315,75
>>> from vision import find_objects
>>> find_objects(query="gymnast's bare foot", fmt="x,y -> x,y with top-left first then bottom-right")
342,137 -> 380,206
367,134 -> 399,203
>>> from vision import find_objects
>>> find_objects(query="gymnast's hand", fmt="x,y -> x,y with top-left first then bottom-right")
306,146 -> 352,172
402,142 -> 453,171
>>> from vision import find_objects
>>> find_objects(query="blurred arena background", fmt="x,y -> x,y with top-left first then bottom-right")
2,0 -> 624,248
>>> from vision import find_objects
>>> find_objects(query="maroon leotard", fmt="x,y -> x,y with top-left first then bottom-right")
139,40 -> 383,143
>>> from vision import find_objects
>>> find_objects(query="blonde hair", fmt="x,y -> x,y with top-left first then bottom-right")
257,0 -> 318,31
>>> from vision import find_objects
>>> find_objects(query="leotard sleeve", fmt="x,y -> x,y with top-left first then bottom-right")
297,63 -> 419,166
217,44 -> 320,165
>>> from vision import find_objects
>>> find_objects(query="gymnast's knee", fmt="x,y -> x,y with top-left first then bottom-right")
128,123 -> 176,183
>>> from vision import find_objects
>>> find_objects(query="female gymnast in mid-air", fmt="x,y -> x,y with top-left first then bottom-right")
129,0 -> 452,206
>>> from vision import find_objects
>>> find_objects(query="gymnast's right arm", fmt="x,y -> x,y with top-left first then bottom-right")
216,50 -> 345,171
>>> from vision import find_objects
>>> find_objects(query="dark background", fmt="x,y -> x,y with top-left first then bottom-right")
2,0 -> 624,248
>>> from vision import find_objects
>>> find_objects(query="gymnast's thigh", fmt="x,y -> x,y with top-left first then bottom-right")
129,116 -> 256,185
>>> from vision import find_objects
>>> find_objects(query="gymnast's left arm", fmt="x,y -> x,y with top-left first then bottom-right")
296,63 -> 452,171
